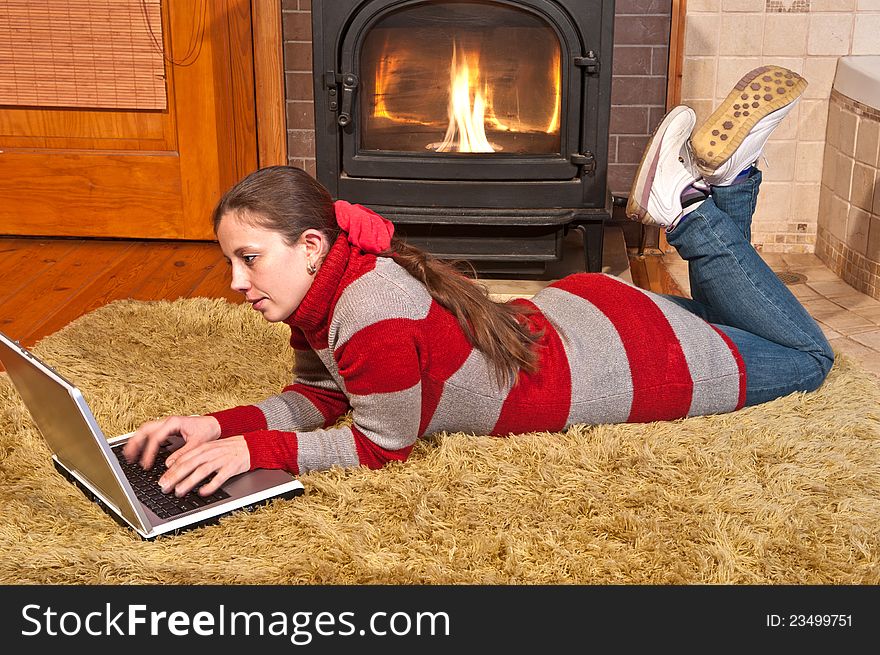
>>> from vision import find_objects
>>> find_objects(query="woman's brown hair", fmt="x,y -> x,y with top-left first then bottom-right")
214,166 -> 541,386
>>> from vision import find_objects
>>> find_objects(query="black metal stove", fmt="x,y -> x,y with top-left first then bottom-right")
311,0 -> 615,273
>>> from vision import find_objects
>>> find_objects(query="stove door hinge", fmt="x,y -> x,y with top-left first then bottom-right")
571,151 -> 596,175
574,51 -> 600,75
324,71 -> 359,127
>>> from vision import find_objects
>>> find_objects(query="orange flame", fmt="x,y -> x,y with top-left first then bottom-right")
435,43 -> 494,153
374,54 -> 393,120
546,48 -> 561,134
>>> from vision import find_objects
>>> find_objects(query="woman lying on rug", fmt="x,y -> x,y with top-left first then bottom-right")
125,65 -> 834,498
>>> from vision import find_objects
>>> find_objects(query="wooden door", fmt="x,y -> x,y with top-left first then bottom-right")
0,0 -> 262,240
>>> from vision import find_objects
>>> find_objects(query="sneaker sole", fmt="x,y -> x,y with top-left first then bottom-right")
690,65 -> 807,173
626,105 -> 695,226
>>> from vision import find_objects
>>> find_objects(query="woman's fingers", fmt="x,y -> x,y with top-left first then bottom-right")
167,461 -> 219,497
123,419 -> 171,468
164,440 -> 196,469
158,437 -> 249,497
125,415 -> 223,471
195,461 -> 238,497
138,418 -> 179,469
122,422 -> 153,462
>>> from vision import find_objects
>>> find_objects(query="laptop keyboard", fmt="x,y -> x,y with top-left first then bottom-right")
112,445 -> 230,519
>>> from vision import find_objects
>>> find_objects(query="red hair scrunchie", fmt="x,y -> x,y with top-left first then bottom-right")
333,200 -> 395,254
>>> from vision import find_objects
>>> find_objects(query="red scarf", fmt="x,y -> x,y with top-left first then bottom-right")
334,200 -> 394,254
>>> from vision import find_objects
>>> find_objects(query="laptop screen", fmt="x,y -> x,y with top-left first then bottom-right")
0,333 -> 147,531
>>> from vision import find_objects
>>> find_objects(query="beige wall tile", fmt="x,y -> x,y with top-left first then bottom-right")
847,206 -> 871,254
807,14 -> 854,55
686,99 -> 716,127
774,101 -> 801,139
689,0 -> 721,11
818,184 -> 833,229
803,57 -> 839,99
720,14 -> 764,55
685,15 -> 721,56
853,14 -> 880,54
799,99 -> 830,141
723,0 -> 763,10
764,15 -> 808,56
839,108 -> 858,153
763,141 -> 798,181
835,150 -> 854,197
874,168 -> 880,213
763,57 -> 804,75
830,193 -> 849,240
754,181 -> 793,222
797,141 -> 826,181
715,57 -> 762,99
823,142 -> 838,181
867,216 -> 880,262
825,100 -> 842,145
793,183 -> 822,222
812,0 -> 856,10
858,0 -> 880,9
856,118 -> 880,166
851,162 -> 877,211
681,58 -> 717,100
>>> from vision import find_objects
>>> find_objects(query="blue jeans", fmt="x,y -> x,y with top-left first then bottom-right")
663,170 -> 834,406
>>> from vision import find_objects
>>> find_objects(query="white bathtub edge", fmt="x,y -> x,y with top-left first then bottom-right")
833,55 -> 880,111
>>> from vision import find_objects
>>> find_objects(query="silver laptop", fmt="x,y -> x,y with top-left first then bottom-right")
0,331 -> 304,539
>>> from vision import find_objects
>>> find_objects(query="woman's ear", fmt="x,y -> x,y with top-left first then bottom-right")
300,229 -> 328,260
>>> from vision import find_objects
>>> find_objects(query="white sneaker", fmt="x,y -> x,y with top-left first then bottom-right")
690,65 -> 807,186
626,105 -> 700,229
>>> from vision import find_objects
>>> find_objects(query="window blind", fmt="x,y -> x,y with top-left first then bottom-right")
0,0 -> 167,110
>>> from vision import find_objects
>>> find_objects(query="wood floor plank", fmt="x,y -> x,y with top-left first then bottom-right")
628,253 -> 687,297
176,244 -> 233,299
25,241 -> 157,344
644,254 -> 664,294
127,242 -> 227,302
627,255 -> 649,291
644,253 -> 688,297
0,241 -> 133,342
189,255 -> 241,303
0,239 -> 80,306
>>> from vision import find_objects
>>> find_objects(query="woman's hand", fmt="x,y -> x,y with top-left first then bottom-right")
123,415 -> 222,469
158,436 -> 251,497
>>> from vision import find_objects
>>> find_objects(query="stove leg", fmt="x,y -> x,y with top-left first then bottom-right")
571,219 -> 604,273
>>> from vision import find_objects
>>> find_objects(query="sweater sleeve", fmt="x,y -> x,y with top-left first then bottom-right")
208,328 -> 350,438
241,319 -> 424,474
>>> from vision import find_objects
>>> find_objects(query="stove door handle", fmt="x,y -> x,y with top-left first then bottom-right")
337,73 -> 359,128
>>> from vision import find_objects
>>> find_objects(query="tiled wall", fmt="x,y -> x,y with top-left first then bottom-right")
281,0 -> 671,198
682,0 -> 880,254
816,90 -> 880,300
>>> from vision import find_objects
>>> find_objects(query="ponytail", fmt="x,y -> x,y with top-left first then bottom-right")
387,239 -> 542,387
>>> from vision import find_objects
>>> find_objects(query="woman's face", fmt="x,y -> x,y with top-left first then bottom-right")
216,211 -> 324,323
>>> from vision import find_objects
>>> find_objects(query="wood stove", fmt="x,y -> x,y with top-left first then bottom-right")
311,0 -> 615,273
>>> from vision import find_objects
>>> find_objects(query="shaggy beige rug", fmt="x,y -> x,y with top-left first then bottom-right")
1,298 -> 878,584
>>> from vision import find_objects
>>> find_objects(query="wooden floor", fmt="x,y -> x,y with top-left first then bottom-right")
0,236 -> 683,349
0,237 -> 239,348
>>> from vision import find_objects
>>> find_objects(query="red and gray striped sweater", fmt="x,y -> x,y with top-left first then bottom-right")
209,235 -> 746,475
